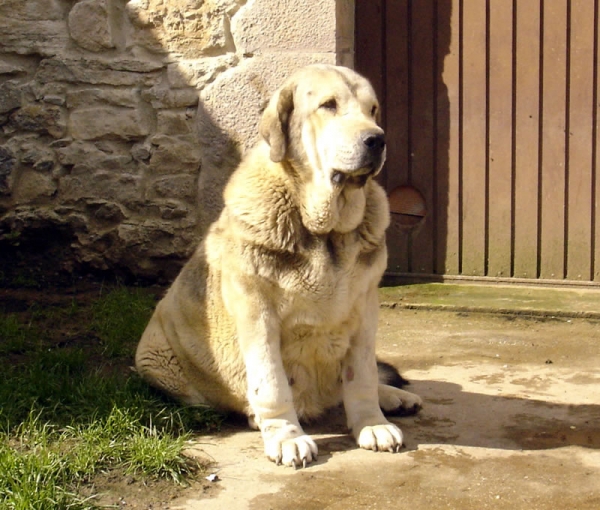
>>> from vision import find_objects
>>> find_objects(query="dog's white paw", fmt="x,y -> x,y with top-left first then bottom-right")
357,422 -> 404,453
261,420 -> 318,467
264,434 -> 318,468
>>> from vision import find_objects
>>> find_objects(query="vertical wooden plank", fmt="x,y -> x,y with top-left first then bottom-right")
460,0 -> 487,275
356,0 -> 409,275
355,0 -> 385,190
487,0 -> 514,278
595,0 -> 600,282
408,1 -> 436,274
355,0 -> 384,103
383,0 -> 410,273
512,0 -> 541,279
383,0 -> 409,192
436,0 -> 460,275
539,0 -> 568,280
566,0 -> 595,281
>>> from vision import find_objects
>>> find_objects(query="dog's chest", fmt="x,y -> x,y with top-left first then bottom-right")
281,233 -> 378,326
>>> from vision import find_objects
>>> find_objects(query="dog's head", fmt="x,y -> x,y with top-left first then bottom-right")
259,65 -> 386,234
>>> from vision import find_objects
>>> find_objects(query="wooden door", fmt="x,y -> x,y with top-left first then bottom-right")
356,0 -> 600,285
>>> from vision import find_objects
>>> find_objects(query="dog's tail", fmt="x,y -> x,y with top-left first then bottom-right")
377,360 -> 410,388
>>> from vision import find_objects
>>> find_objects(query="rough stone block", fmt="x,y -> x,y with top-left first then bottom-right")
131,142 -> 152,162
158,200 -> 190,220
232,0 -> 336,54
10,104 -> 66,138
56,140 -> 137,175
141,87 -> 199,109
36,58 -> 163,87
148,135 -> 202,174
55,140 -> 101,166
167,55 -> 238,89
0,19 -> 70,57
68,0 -> 115,52
60,171 -> 141,205
0,146 -> 16,196
66,88 -> 140,109
126,0 -> 239,57
0,0 -> 67,21
114,219 -> 198,269
86,200 -> 127,224
30,81 -> 67,105
20,141 -> 56,172
0,82 -> 22,115
0,0 -> 69,55
156,110 -> 194,135
148,174 -> 197,201
0,60 -> 27,76
13,169 -> 57,203
69,106 -> 151,141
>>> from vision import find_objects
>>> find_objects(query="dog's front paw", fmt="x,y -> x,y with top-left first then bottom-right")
357,422 -> 404,453
265,434 -> 318,467
261,420 -> 318,467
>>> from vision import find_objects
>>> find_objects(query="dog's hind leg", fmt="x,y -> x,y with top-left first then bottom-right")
135,314 -> 206,405
376,360 -> 422,416
378,384 -> 422,416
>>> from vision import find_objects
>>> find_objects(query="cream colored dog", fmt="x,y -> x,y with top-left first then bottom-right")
135,64 -> 422,467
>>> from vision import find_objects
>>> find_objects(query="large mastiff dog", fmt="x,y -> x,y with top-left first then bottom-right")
135,64 -> 422,467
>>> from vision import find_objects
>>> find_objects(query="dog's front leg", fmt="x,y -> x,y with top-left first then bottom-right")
343,288 -> 404,453
243,338 -> 318,467
229,281 -> 318,467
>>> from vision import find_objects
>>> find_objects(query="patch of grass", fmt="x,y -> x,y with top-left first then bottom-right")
0,314 -> 34,355
0,405 -> 203,509
0,414 -> 93,510
91,287 -> 157,357
0,285 -> 224,509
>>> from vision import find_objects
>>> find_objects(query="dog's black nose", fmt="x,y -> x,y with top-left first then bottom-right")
362,132 -> 386,152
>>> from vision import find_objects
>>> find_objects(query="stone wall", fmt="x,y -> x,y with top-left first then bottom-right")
0,0 -> 353,284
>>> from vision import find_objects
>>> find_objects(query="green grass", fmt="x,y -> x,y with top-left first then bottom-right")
0,314 -> 33,355
90,287 -> 159,358
0,285 -> 223,509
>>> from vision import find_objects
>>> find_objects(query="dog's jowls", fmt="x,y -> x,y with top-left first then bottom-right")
135,64 -> 422,467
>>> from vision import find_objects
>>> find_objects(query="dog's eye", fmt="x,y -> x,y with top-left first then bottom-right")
371,105 -> 378,117
320,99 -> 337,112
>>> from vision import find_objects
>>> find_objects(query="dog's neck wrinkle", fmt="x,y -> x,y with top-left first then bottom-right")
281,157 -> 313,187
271,158 -> 383,248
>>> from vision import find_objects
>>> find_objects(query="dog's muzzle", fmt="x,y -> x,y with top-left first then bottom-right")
330,129 -> 386,187
362,131 -> 386,156
360,129 -> 386,174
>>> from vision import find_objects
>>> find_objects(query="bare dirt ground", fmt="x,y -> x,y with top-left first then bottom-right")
174,297 -> 600,510
4,283 -> 599,509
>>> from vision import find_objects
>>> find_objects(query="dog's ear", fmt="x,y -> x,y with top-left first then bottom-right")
259,84 -> 294,163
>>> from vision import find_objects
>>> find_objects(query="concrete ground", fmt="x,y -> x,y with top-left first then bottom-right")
178,284 -> 600,509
